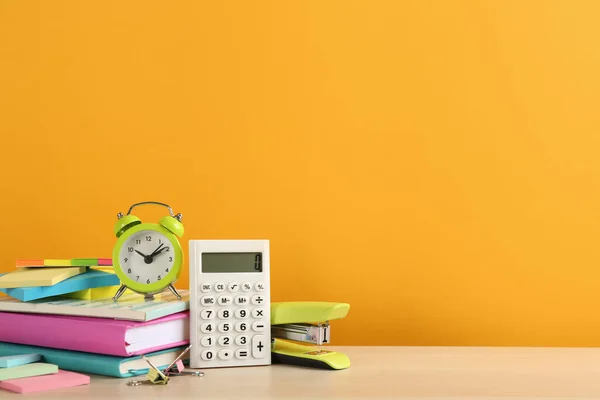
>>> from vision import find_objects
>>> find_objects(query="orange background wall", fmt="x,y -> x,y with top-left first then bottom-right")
2,1 -> 600,346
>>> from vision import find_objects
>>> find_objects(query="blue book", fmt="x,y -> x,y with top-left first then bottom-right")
0,343 -> 188,378
0,354 -> 41,368
0,269 -> 120,302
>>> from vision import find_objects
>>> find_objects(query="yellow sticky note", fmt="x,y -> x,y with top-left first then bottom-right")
64,285 -> 133,300
0,267 -> 87,288
61,267 -> 129,300
43,259 -> 72,267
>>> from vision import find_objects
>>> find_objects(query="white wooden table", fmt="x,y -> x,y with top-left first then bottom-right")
5,346 -> 600,399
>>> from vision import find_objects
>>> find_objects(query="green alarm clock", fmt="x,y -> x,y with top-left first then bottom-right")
111,202 -> 184,301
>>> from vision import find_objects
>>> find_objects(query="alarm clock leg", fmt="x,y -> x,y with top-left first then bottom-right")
112,284 -> 128,302
168,284 -> 182,300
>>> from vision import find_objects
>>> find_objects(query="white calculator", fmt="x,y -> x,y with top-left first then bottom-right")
189,240 -> 271,368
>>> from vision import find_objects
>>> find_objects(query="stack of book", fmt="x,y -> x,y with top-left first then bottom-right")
0,258 -> 190,393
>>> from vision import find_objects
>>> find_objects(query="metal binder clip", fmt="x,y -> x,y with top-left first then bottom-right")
168,370 -> 205,377
127,345 -> 203,387
164,345 -> 205,377
126,380 -> 155,386
144,356 -> 170,385
162,344 -> 193,376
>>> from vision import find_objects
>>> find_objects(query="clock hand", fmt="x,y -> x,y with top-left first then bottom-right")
153,246 -> 170,256
149,243 -> 165,258
135,250 -> 148,257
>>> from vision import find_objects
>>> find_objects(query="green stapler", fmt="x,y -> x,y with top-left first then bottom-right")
270,301 -> 351,370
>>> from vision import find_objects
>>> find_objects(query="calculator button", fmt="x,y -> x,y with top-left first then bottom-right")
218,349 -> 233,360
217,309 -> 232,319
200,323 -> 215,333
235,335 -> 249,346
252,335 -> 266,358
200,283 -> 212,292
218,336 -> 232,346
241,282 -> 252,292
218,322 -> 232,333
254,282 -> 265,292
218,295 -> 233,306
235,349 -> 249,359
200,296 -> 216,306
228,282 -> 239,292
215,282 -> 226,292
235,321 -> 249,332
251,295 -> 265,305
235,309 -> 249,319
251,308 -> 264,318
200,336 -> 215,347
235,295 -> 249,305
200,309 -> 215,320
252,321 -> 266,332
201,350 -> 215,361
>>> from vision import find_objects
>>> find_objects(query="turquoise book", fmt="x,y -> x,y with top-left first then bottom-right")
0,343 -> 188,378
0,269 -> 120,302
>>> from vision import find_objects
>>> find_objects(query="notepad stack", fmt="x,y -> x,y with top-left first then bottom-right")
0,354 -> 90,394
0,258 -> 191,387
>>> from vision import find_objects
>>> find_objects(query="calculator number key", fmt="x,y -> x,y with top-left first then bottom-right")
251,308 -> 264,318
235,321 -> 249,332
235,309 -> 249,319
218,309 -> 232,319
201,309 -> 215,320
200,323 -> 214,333
200,336 -> 214,347
201,350 -> 214,361
218,322 -> 232,333
218,336 -> 232,346
235,335 -> 249,346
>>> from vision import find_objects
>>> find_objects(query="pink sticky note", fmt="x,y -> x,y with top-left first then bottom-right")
175,360 -> 185,373
98,258 -> 113,266
0,370 -> 90,394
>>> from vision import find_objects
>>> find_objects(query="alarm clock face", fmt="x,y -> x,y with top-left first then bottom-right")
118,229 -> 176,286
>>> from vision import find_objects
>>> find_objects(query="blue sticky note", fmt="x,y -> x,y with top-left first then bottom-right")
0,270 -> 120,302
0,354 -> 41,368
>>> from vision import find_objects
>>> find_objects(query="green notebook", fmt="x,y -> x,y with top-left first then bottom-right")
0,362 -> 58,380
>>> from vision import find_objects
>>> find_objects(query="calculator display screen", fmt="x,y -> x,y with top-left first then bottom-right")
201,252 -> 263,273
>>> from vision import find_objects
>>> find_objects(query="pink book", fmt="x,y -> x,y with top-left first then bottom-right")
0,370 -> 90,394
0,311 -> 189,357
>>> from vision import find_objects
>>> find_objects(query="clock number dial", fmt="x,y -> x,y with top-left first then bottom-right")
119,230 -> 176,286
